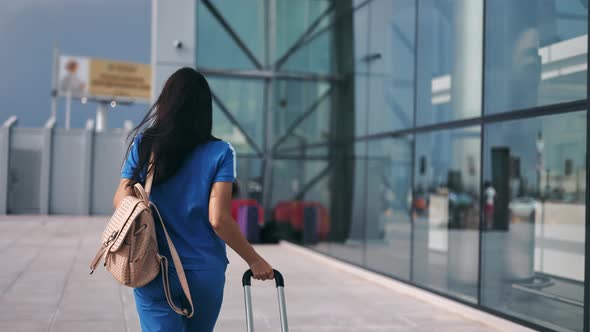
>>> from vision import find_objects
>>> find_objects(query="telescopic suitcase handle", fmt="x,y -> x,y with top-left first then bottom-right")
242,269 -> 288,332
242,269 -> 284,287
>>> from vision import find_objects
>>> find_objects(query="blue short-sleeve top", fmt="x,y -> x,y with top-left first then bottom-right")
121,135 -> 236,270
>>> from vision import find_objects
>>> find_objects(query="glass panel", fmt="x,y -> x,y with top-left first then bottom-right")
196,1 -> 258,69
481,111 -> 586,332
281,28 -> 333,75
366,0 -> 416,133
412,126 -> 481,302
324,141 -> 367,265
207,0 -> 265,63
368,75 -> 415,134
273,80 -> 331,150
270,154 -> 330,246
270,158 -> 329,208
365,136 -> 413,280
212,103 -> 252,154
355,75 -> 368,137
367,0 -> 416,77
234,157 -> 263,201
209,78 -> 264,150
275,145 -> 329,159
353,0 -> 369,74
275,0 -> 333,63
485,0 -> 588,114
416,0 -> 483,126
284,142 -> 366,264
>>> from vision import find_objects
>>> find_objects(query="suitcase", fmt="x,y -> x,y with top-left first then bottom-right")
237,206 -> 260,243
242,269 -> 289,332
303,205 -> 319,244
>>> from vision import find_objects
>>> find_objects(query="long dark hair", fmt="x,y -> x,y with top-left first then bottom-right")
125,67 -> 217,186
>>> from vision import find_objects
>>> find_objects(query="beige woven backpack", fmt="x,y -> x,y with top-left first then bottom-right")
89,160 -> 194,317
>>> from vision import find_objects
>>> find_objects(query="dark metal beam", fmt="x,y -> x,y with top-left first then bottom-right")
583,3 -> 589,331
392,24 -> 414,53
197,67 -> 341,82
211,92 -> 263,157
201,0 -> 264,69
275,98 -> 589,153
260,0 -> 277,216
556,11 -> 588,21
292,163 -> 332,200
386,92 -> 413,128
273,3 -> 336,70
272,88 -> 332,151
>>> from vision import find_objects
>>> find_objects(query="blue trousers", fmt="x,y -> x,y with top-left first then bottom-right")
134,267 -> 226,332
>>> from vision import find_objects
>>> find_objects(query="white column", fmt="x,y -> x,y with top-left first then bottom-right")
451,0 -> 483,191
151,0 -> 196,103
96,102 -> 108,132
65,90 -> 72,130
447,0 -> 484,290
51,45 -> 59,120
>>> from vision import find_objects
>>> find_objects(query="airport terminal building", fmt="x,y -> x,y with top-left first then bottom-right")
148,0 -> 590,331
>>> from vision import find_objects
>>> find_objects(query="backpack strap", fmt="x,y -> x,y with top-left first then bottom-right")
144,153 -> 195,318
144,153 -> 155,196
152,202 -> 195,318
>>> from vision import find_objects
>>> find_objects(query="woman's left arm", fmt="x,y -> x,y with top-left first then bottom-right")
113,179 -> 135,209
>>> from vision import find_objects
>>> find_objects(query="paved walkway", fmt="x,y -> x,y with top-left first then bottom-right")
0,216 -> 499,332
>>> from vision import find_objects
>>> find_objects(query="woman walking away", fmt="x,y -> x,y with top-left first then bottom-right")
113,67 -> 274,332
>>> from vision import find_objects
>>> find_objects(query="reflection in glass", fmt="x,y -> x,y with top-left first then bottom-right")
365,137 -> 413,280
273,80 -> 331,150
325,141 -> 367,265
234,157 -> 263,201
212,103 -> 252,154
202,0 -> 265,63
485,0 -> 587,113
368,75 -> 415,134
275,0 -> 333,64
412,127 -> 481,302
351,0 -> 417,134
197,1 -> 261,69
481,112 -> 586,332
416,0 -> 483,125
281,29 -> 334,75
281,143 -> 366,265
271,157 -> 330,211
209,78 -> 264,151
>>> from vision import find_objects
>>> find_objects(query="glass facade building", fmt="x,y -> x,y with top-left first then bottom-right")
194,0 -> 589,331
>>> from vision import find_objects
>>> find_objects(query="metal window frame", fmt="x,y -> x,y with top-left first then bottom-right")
197,67 -> 341,82
274,99 -> 589,153
477,0 -> 487,312
409,0 -> 420,287
360,0 -> 373,268
584,2 -> 590,331
260,0 -> 277,215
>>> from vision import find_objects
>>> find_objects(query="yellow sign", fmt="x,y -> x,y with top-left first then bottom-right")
88,59 -> 152,101
58,55 -> 152,102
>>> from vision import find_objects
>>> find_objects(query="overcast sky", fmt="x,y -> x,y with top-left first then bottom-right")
0,0 -> 151,128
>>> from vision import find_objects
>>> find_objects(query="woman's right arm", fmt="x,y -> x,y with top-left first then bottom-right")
113,179 -> 135,209
209,181 -> 274,281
